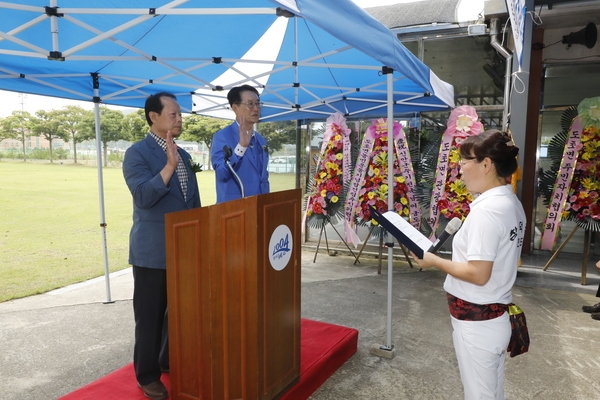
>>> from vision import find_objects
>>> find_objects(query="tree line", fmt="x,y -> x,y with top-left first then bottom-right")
0,105 -> 298,167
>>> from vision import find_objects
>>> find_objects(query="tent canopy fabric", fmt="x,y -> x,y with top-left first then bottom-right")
0,0 -> 454,122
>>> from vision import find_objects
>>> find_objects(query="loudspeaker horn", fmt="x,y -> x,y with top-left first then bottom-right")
562,22 -> 597,49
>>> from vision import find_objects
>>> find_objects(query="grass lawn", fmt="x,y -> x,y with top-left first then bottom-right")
0,160 -> 296,302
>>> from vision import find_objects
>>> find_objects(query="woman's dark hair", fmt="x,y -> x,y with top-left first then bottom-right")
459,129 -> 520,178
144,92 -> 176,126
227,84 -> 260,106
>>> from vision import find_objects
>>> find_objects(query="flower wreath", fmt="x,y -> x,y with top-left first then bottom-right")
427,105 -> 482,237
304,112 -> 351,228
541,96 -> 600,249
344,118 -> 420,245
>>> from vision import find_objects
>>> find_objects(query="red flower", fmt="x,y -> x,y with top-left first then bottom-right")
313,203 -> 323,214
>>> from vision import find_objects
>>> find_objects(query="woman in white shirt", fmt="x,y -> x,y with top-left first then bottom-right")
412,129 -> 526,400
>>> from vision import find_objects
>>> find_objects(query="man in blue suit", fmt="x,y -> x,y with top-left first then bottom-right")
211,85 -> 270,203
123,92 -> 201,400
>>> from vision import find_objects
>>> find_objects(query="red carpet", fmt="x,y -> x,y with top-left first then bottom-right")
60,319 -> 358,400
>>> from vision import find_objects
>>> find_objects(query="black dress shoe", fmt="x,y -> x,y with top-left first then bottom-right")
592,312 -> 600,321
582,302 -> 600,313
138,380 -> 168,400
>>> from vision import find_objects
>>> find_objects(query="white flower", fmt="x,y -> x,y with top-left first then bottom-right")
456,114 -> 474,132
589,106 -> 600,122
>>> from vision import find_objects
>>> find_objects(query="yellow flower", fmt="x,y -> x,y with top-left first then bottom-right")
331,196 -> 339,203
400,197 -> 408,205
373,168 -> 380,176
449,148 -> 461,163
367,192 -> 376,200
581,178 -> 598,191
319,171 -> 327,179
320,189 -> 327,197
335,153 -> 343,160
449,181 -> 470,197
374,152 -> 388,166
334,134 -> 341,141
396,176 -> 406,183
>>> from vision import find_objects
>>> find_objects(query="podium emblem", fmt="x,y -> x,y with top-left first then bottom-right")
269,224 -> 293,271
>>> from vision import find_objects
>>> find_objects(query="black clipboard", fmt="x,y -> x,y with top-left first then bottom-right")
369,206 -> 432,259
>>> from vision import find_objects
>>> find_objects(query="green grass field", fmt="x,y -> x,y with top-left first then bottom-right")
0,160 -> 296,302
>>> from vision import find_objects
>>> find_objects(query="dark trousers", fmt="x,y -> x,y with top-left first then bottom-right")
132,266 -> 169,385
596,282 -> 600,298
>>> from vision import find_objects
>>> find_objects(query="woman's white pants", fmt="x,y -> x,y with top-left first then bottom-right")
451,312 -> 511,400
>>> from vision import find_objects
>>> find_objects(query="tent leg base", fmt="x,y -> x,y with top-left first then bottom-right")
370,343 -> 396,359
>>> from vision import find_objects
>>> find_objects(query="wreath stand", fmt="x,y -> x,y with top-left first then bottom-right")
542,225 -> 594,285
312,216 -> 359,263
353,225 -> 414,274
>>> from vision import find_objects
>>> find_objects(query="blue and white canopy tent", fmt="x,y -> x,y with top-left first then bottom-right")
0,0 -> 453,119
0,0 -> 454,355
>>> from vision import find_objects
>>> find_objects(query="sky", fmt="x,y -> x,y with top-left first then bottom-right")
0,0 -> 420,119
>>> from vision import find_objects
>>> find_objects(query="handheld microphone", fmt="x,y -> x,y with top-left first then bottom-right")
223,145 -> 232,161
429,217 -> 462,253
223,145 -> 245,198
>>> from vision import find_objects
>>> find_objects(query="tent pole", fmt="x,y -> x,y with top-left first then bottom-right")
384,70 -> 395,353
92,75 -> 113,304
370,68 -> 396,359
295,119 -> 301,189
293,16 -> 299,106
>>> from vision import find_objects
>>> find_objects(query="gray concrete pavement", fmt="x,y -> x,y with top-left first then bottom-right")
1,247 -> 600,399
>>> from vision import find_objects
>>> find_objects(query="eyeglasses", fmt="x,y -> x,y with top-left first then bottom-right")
237,102 -> 264,109
459,157 -> 477,166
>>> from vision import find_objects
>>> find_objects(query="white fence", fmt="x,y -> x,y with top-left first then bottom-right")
268,156 -> 296,173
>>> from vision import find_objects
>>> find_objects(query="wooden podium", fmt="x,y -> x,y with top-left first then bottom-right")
165,189 -> 302,400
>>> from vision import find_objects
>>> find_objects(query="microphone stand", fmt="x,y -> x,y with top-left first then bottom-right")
223,145 -> 245,198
